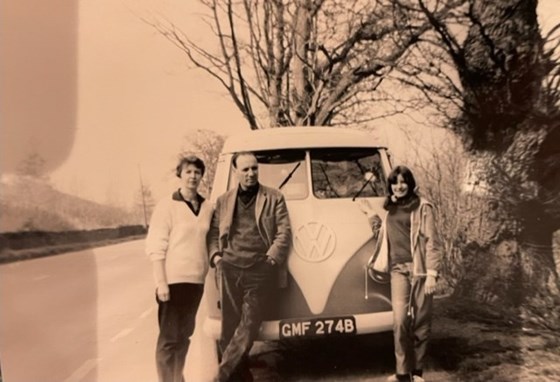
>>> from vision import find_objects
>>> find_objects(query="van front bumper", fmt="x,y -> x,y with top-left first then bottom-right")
203,311 -> 393,340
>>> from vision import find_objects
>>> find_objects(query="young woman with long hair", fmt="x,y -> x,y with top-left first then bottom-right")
359,165 -> 443,382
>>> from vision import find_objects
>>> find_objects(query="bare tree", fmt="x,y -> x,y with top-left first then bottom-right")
146,0 -> 461,129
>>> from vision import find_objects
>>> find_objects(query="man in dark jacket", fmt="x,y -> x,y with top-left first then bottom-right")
208,151 -> 292,382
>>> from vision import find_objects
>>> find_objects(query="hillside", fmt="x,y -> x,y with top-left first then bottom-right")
0,175 -> 139,232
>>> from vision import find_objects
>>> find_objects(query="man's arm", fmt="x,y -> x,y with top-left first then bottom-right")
265,194 -> 292,265
207,200 -> 222,267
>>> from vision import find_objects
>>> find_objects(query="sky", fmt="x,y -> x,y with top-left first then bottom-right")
1,0 -> 248,207
1,0 -> 559,208
51,0 -> 250,206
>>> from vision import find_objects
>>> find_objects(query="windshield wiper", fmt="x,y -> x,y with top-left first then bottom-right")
278,162 -> 302,190
352,172 -> 375,201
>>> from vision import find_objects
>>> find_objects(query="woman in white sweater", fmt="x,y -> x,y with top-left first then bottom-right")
145,155 -> 213,382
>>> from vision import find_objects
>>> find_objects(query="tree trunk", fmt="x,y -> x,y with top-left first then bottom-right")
267,0 -> 287,126
452,0 -> 560,328
459,0 -> 542,151
451,131 -> 560,327
292,0 -> 313,125
517,202 -> 560,329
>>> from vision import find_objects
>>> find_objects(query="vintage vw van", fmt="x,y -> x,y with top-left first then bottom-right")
204,126 -> 393,340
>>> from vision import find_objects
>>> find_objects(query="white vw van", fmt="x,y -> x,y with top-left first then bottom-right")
204,126 -> 393,340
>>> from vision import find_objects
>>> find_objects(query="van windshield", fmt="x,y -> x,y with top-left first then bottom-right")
227,148 -> 386,200
311,148 -> 387,199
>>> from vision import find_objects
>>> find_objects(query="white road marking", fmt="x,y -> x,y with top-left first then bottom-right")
106,307 -> 153,346
140,306 -> 154,319
63,358 -> 101,382
33,274 -> 50,281
110,327 -> 134,343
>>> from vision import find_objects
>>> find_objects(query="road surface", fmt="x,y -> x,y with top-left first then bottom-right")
0,239 -> 217,382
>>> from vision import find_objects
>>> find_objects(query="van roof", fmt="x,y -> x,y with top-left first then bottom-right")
222,126 -> 386,153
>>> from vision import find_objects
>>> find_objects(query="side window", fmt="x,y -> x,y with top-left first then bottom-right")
310,148 -> 387,199
228,150 -> 308,200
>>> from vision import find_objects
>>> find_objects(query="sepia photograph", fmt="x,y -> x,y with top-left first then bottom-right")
1,1 -> 559,381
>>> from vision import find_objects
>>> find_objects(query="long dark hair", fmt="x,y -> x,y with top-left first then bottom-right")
383,165 -> 420,211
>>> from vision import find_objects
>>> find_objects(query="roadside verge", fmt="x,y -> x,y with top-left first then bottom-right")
0,226 -> 147,264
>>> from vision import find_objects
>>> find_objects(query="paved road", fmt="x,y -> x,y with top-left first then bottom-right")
0,239 -> 217,382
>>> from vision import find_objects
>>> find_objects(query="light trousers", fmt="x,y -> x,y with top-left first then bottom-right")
390,262 -> 433,376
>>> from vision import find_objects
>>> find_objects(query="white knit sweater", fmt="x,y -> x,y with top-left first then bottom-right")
145,192 -> 213,285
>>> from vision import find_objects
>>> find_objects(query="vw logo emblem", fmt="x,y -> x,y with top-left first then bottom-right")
294,222 -> 336,262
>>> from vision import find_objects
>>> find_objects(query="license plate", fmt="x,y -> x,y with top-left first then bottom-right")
279,316 -> 356,338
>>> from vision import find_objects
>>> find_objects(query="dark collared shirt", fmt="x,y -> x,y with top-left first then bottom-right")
237,184 -> 259,205
172,190 -> 205,216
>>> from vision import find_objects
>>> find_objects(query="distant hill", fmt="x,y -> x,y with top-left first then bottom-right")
0,175 -> 139,232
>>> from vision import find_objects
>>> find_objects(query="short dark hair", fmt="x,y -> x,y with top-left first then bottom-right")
175,155 -> 205,177
231,151 -> 256,169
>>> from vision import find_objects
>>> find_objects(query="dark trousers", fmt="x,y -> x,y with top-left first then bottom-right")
391,263 -> 433,376
218,260 -> 274,382
156,283 -> 204,382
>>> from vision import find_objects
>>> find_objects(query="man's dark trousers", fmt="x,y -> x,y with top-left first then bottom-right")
218,259 -> 274,382
156,283 -> 204,382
